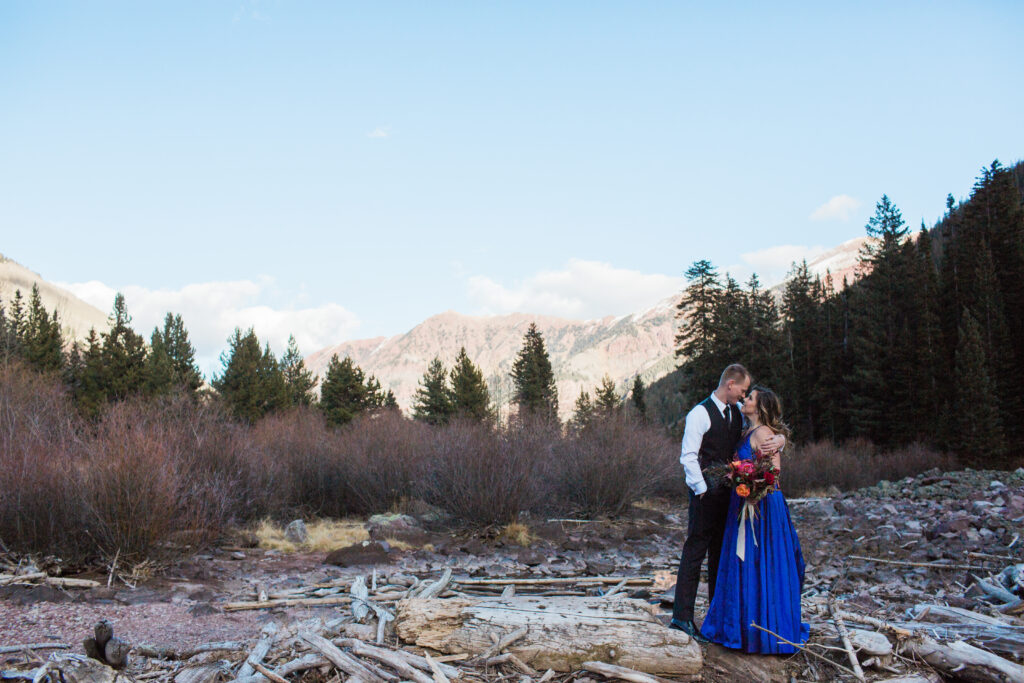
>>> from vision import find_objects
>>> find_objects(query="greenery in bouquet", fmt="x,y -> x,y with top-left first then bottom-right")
725,449 -> 780,504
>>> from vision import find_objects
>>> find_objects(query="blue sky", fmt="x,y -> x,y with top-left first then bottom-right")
1,1 -> 1022,373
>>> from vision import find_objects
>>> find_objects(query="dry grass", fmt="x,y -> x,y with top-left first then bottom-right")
255,518 -> 369,553
498,522 -> 534,546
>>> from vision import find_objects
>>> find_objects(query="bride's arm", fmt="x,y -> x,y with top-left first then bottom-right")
751,426 -> 782,470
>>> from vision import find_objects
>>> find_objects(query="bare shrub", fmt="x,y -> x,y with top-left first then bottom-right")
0,363 -> 87,559
252,408 -> 345,518
554,416 -> 677,516
782,438 -> 955,496
80,398 -> 250,560
421,417 -> 551,526
336,411 -> 430,515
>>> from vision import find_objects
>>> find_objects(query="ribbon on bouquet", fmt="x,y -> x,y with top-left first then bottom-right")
735,500 -> 759,561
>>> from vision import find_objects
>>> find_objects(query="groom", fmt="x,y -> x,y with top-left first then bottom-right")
669,364 -> 785,640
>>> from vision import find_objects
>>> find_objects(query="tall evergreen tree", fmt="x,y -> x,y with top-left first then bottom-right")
162,313 -> 203,394
7,290 -> 26,348
511,323 -> 559,422
846,196 -> 912,445
954,311 -> 1006,466
901,228 -> 946,442
213,328 -> 287,423
782,262 -> 827,440
630,375 -> 647,419
675,260 -> 722,404
593,375 -> 620,413
72,329 -> 106,417
23,285 -> 64,373
320,354 -> 374,427
743,274 -> 788,388
281,335 -> 318,406
144,327 -> 176,395
568,388 -> 594,432
100,293 -> 148,401
412,357 -> 454,425
449,347 -> 494,422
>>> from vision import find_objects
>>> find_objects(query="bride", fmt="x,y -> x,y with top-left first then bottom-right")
699,385 -> 809,653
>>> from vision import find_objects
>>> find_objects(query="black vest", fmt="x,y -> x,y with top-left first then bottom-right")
698,396 -> 743,470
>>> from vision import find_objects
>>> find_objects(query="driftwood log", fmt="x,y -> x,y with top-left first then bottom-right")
393,596 -> 701,675
902,634 -> 1024,683
30,654 -> 128,683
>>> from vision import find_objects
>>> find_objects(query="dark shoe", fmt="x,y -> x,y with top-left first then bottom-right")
669,618 -> 710,644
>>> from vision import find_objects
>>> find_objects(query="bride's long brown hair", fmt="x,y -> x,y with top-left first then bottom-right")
750,385 -> 791,443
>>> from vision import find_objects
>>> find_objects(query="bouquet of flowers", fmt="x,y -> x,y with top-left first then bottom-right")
724,449 -> 780,504
724,450 -> 781,561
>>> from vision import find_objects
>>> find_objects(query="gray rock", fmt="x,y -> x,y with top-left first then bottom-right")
848,628 -> 892,657
284,519 -> 309,544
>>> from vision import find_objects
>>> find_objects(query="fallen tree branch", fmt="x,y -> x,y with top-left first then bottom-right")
0,645 -> 68,656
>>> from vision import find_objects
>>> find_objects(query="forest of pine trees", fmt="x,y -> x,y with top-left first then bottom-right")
1,160 -> 1021,472
649,160 -> 1024,468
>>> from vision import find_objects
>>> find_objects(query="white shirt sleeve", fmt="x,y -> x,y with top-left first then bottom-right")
680,404 -> 711,495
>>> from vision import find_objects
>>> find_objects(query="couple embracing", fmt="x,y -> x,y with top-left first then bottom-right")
669,364 -> 809,653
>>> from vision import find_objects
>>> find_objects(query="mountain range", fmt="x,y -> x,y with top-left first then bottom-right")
1,236 -> 868,418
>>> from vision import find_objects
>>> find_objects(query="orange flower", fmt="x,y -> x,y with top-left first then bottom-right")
736,484 -> 750,497
730,460 -> 742,470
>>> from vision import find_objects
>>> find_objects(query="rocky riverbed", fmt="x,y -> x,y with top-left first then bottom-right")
2,467 -> 1023,682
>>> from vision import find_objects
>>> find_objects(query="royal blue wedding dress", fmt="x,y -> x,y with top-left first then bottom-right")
699,432 -> 810,654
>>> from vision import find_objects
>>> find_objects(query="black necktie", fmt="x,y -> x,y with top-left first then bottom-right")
724,407 -> 730,426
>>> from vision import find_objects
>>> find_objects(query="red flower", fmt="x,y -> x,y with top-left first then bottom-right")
764,471 -> 775,485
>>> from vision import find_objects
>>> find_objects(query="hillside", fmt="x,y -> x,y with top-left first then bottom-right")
0,254 -> 109,341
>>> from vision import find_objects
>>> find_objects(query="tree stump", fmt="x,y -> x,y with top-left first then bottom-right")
394,596 -> 702,675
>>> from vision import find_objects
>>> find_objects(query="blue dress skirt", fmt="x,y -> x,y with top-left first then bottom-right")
699,433 -> 810,654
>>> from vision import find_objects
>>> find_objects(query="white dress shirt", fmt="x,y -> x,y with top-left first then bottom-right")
679,393 -> 739,496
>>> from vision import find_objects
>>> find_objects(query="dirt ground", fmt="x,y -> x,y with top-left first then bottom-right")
2,469 -> 1022,681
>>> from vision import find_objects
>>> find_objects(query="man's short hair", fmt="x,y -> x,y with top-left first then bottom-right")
718,364 -> 751,388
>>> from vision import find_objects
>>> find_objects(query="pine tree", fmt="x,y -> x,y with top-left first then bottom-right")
511,323 -> 559,422
23,285 -> 64,373
675,260 -> 722,404
593,375 -> 620,413
569,388 -> 594,432
162,313 -> 203,394
320,354 -> 373,427
213,328 -> 287,423
412,357 -> 454,425
100,293 -> 148,401
144,327 -> 176,395
382,389 -> 399,410
73,329 -> 106,417
782,262 -> 826,440
449,347 -> 494,422
630,375 -> 647,419
954,311 -> 1006,466
744,274 -> 788,388
902,229 -> 946,443
8,290 -> 26,348
281,335 -> 318,406
846,197 -> 912,445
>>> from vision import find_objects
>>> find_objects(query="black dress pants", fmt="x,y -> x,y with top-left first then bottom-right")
672,484 -> 732,623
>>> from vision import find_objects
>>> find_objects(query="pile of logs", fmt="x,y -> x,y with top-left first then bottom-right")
7,564 -> 1024,682
3,572 -> 701,683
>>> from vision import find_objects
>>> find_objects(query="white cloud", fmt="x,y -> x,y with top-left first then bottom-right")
56,278 -> 360,376
367,126 -> 391,139
810,194 -> 862,221
725,244 -> 829,288
466,260 -> 684,319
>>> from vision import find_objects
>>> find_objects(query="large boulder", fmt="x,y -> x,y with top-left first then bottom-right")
284,519 -> 309,544
325,540 -> 395,567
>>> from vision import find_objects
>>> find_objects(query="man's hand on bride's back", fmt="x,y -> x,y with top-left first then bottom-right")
759,434 -> 786,454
